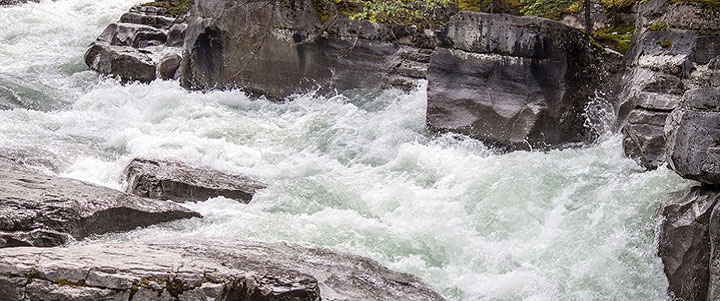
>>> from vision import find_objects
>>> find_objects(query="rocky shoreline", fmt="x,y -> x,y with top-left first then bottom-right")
2,0 -> 719,299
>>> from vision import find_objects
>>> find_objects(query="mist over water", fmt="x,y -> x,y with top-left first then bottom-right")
0,0 -> 694,299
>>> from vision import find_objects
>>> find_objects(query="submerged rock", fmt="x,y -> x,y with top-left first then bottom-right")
124,158 -> 267,203
0,157 -> 200,248
426,12 -> 605,150
665,88 -> 720,185
84,43 -> 157,83
0,240 -> 445,300
658,186 -> 720,301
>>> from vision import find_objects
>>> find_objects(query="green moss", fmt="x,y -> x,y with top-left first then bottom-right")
659,39 -> 673,48
141,0 -> 193,17
56,279 -> 87,287
593,22 -> 635,53
647,21 -> 668,31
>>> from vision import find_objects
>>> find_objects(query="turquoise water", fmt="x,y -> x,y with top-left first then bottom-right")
0,1 -> 693,299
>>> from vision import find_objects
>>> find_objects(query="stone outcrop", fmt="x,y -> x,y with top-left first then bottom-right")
84,44 -> 157,83
0,240 -> 445,301
0,157 -> 200,248
180,0 -> 442,99
658,187 -> 720,301
84,3 -> 185,82
665,88 -> 720,185
618,0 -> 720,169
426,12 -> 606,150
124,158 -> 266,203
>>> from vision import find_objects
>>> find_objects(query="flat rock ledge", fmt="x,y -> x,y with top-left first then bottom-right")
125,158 -> 267,203
0,240 -> 445,301
0,157 -> 200,248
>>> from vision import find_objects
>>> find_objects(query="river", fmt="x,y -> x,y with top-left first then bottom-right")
0,0 -> 692,299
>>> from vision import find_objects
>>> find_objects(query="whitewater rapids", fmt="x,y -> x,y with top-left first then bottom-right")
0,0 -> 692,299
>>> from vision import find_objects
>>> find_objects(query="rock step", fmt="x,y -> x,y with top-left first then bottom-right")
0,157 -> 200,248
125,158 -> 267,203
0,240 -> 445,301
120,11 -> 176,30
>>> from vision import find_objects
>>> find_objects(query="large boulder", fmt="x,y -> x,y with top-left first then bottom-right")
617,0 -> 720,169
124,158 -> 266,203
665,88 -> 720,185
0,157 -> 200,248
84,43 -> 157,83
658,186 -> 720,301
0,240 -> 445,301
426,12 -> 605,150
180,0 -> 439,99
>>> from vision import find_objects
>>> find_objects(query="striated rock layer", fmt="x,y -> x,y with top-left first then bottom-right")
0,157 -> 200,248
124,158 -> 267,203
0,240 -> 445,301
617,0 -> 720,169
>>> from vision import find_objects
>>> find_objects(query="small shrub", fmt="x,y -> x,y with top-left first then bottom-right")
659,39 -> 673,48
647,21 -> 668,31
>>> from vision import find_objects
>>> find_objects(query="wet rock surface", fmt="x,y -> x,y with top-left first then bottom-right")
158,52 -> 182,79
0,240 -> 445,301
84,2 -> 185,83
617,0 -> 720,170
181,0 -> 441,99
665,88 -> 720,185
0,157 -> 200,248
426,12 -> 605,150
84,43 -> 157,82
125,158 -> 267,203
658,186 -> 719,301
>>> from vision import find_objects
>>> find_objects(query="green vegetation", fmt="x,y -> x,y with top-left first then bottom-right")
56,279 -> 87,287
142,0 -> 193,17
659,39 -> 673,48
647,21 -> 668,31
593,22 -> 634,53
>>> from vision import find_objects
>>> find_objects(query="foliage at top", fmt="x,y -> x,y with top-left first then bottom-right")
142,0 -> 193,17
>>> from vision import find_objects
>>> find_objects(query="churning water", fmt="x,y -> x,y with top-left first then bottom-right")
0,0 -> 694,299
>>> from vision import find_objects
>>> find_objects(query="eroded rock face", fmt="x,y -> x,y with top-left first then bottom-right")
658,186 -> 720,301
181,0 -> 441,99
665,88 -> 720,185
426,12 -> 605,150
0,157 -> 200,248
125,158 -> 266,203
0,240 -> 445,301
617,0 -> 720,169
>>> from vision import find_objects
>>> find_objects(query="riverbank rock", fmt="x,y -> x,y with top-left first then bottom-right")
84,43 -> 157,83
84,1 -> 186,83
617,0 -> 720,169
0,157 -> 200,248
658,186 -> 720,301
426,12 -> 605,150
124,158 -> 267,203
665,88 -> 720,185
0,240 -> 445,301
180,0 -> 442,99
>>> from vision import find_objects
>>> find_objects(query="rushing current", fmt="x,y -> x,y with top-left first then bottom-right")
0,0 -> 694,299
